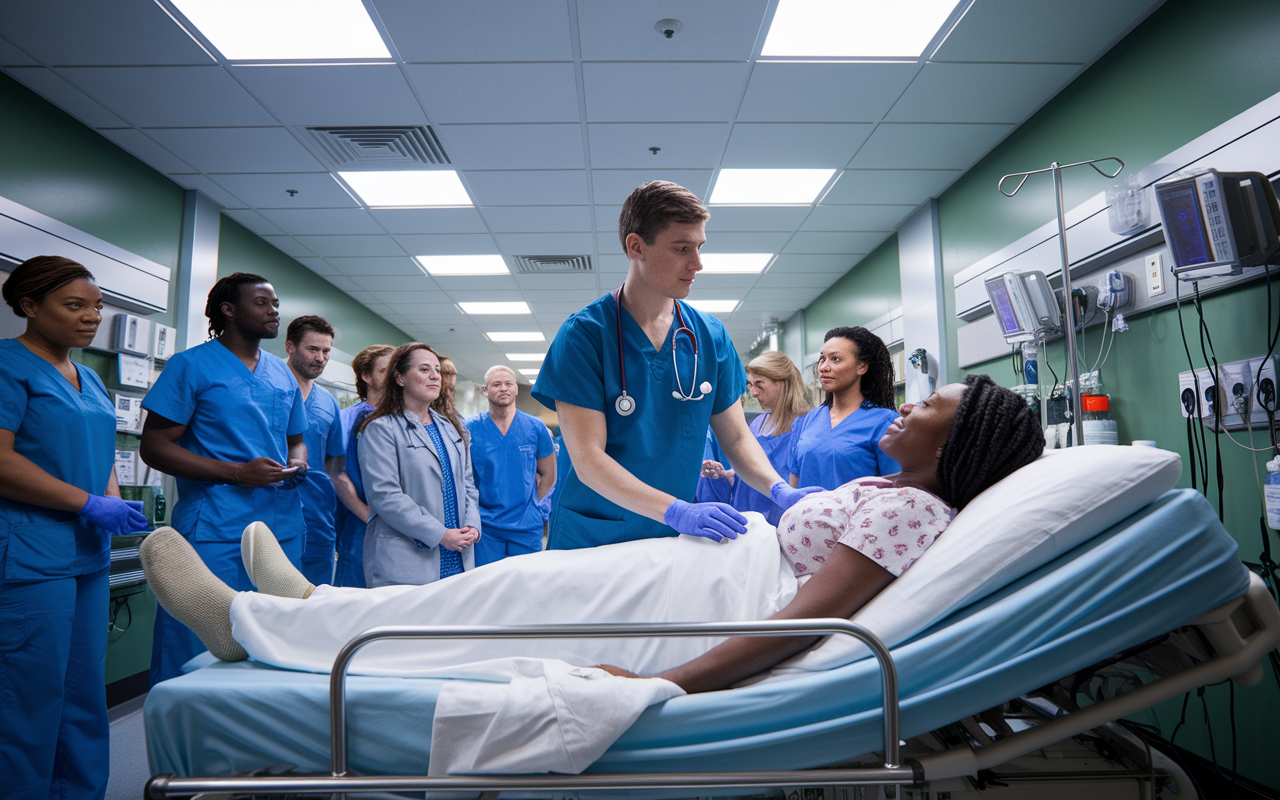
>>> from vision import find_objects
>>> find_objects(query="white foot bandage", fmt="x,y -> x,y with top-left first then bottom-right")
139,527 -> 247,662
241,521 -> 314,599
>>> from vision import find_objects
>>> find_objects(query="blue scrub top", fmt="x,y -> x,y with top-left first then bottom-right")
788,402 -> 900,490
299,384 -> 346,546
142,339 -> 308,544
532,294 -> 746,548
694,428 -> 732,505
0,340 -> 117,580
466,409 -> 554,533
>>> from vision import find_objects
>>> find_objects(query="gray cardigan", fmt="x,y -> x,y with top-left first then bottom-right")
357,408 -> 479,587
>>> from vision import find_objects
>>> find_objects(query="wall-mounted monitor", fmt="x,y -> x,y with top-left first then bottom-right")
1155,169 -> 1280,281
983,270 -> 1061,344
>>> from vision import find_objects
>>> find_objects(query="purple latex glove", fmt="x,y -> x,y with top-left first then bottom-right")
79,495 -> 148,537
663,499 -> 748,542
770,481 -> 824,511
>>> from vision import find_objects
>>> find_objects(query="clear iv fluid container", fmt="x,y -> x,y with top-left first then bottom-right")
1081,374 -> 1118,445
1266,458 -> 1280,530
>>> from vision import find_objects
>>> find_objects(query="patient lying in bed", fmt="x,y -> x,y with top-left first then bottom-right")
141,375 -> 1043,694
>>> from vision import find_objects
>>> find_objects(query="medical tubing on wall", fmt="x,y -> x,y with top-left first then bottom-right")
1175,280 -> 1211,492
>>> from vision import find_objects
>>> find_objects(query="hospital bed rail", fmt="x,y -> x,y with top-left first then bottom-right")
144,618 -> 921,798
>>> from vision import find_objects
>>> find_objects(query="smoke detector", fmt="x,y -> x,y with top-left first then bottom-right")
654,19 -> 682,39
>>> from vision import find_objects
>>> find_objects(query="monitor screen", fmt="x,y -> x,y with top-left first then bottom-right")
1158,183 -> 1211,267
987,281 -> 1024,337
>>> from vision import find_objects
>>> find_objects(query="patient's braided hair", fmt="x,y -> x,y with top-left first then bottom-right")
937,374 -> 1043,510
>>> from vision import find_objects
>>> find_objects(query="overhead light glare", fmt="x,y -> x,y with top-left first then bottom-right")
486,331 -> 545,342
761,0 -> 961,58
459,301 -> 532,315
171,0 -> 392,61
518,368 -> 541,378
685,299 -> 740,314
709,169 -> 835,205
699,253 -> 774,274
415,255 -> 508,276
505,353 -> 546,362
339,171 -> 471,208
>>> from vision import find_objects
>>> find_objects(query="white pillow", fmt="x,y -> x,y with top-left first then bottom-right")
773,444 -> 1183,674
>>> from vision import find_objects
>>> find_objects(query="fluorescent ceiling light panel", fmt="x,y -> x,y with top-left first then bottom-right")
518,368 -> 540,377
685,299 -> 740,313
486,331 -> 545,342
339,171 -> 472,207
505,353 -> 546,362
415,255 -> 508,276
709,169 -> 835,205
459,302 -> 532,315
699,253 -> 773,273
761,0 -> 960,58
171,0 -> 391,61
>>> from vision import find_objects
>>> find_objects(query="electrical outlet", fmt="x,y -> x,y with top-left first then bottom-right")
1178,368 -> 1218,425
1218,362 -> 1250,429
1192,355 -> 1280,431
1146,252 -> 1166,297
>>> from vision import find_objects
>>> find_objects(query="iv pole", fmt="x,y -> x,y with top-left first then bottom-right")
999,157 -> 1124,447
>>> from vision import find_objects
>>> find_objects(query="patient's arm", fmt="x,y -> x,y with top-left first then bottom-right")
650,545 -> 894,693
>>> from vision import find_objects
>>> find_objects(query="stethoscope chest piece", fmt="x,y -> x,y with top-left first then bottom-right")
615,392 -> 636,416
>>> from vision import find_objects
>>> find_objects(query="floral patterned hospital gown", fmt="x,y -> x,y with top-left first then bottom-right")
777,478 -> 954,579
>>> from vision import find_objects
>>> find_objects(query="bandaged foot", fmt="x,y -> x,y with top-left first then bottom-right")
241,521 -> 314,599
138,527 -> 246,662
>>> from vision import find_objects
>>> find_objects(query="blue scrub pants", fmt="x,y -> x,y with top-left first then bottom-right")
332,507 -> 366,588
474,525 -> 542,567
300,539 -> 335,587
0,566 -> 109,800
150,534 -> 302,684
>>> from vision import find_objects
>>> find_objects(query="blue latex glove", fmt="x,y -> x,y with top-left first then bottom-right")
663,499 -> 747,543
771,481 -> 824,511
79,495 -> 148,537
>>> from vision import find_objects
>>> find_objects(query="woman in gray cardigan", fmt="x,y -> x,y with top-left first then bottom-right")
356,343 -> 480,586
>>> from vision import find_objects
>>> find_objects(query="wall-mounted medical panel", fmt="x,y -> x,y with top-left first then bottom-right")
0,193 -> 170,314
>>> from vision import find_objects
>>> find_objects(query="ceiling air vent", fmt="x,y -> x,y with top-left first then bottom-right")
304,126 -> 450,167
512,255 -> 593,274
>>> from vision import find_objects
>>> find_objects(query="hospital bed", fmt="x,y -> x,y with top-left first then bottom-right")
142,463 -> 1280,798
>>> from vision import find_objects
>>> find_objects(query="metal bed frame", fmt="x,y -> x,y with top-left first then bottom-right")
143,573 -> 1280,799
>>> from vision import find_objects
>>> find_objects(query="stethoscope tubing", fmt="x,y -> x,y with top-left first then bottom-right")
612,286 -> 707,417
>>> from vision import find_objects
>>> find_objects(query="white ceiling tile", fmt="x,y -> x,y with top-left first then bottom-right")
403,63 -> 579,124
438,124 -> 585,170
933,0 -> 1158,63
754,270 -> 839,288
577,0 -> 767,60
373,0 -> 574,61
722,123 -> 874,168
782,231 -> 887,254
886,63 -> 1081,124
483,205 -> 591,233
432,275 -> 518,292
0,37 -> 39,66
368,290 -> 448,304
322,274 -> 361,291
4,68 -> 129,127
587,123 -> 730,169
447,289 -> 529,302
327,256 -> 423,276
738,63 -> 918,122
770,254 -> 861,274
738,299 -> 808,313
690,275 -> 761,290
597,254 -> 630,273
260,236 -> 316,258
221,209 -> 285,237
145,128 -> 323,172
1,0 -> 215,65
521,289 -> 598,303
701,231 -> 792,251
591,170 -> 713,204
528,300 -> 591,314
849,123 -> 1013,169
594,205 -> 622,232
495,232 -> 595,255
293,234 -> 406,257
259,208 -> 383,236
822,169 -> 961,205
706,205 -> 808,233
512,273 -> 598,290
463,170 -> 589,206
394,233 -> 500,255
59,66 -> 275,127
370,208 -> 489,234
356,275 -> 439,292
210,173 -> 356,209
96,129 -> 196,174
583,63 -> 750,122
171,175 -> 248,208
294,257 -> 338,276
804,205 -> 915,232
230,65 -> 425,127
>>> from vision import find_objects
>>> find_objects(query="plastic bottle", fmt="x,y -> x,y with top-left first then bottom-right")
1266,458 -> 1280,531
1080,374 -> 1119,445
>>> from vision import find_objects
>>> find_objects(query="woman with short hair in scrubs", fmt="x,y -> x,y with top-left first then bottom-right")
699,350 -> 811,525
357,342 -> 480,587
0,256 -> 147,800
788,327 -> 900,491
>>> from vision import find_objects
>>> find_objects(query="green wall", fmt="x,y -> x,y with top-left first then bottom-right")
801,234 -> 900,355
930,0 -> 1280,787
217,217 -> 409,360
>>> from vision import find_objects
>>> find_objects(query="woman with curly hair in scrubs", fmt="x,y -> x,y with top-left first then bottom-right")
0,256 -> 147,800
787,326 -> 900,491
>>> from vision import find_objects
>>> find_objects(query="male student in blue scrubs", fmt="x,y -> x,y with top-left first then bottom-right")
532,181 -> 820,549
466,365 -> 555,565
140,272 -> 308,683
285,315 -> 346,585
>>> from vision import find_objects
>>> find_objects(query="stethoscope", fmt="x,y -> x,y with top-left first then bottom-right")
612,287 -> 712,417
